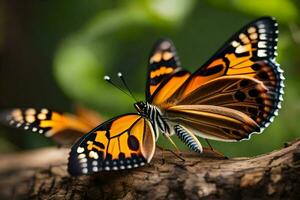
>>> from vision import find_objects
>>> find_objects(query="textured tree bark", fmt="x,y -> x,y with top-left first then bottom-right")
0,139 -> 300,200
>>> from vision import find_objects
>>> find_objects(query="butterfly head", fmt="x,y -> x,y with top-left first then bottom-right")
134,101 -> 146,114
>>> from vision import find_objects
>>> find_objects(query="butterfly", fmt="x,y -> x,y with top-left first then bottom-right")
67,16 -> 284,176
0,16 -> 283,175
0,106 -> 103,145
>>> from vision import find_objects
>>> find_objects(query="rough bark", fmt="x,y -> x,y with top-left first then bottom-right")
0,139 -> 300,200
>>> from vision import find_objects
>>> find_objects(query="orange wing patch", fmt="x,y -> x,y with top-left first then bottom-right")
0,108 -> 101,145
150,66 -> 174,79
151,71 -> 190,107
68,114 -> 156,175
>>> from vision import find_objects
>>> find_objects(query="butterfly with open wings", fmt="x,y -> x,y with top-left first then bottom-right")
0,17 -> 284,176
66,17 -> 284,175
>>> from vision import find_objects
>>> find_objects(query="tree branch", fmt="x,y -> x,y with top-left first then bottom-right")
0,139 -> 300,200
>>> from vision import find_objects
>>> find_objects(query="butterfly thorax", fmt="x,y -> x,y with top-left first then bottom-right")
134,101 -> 169,139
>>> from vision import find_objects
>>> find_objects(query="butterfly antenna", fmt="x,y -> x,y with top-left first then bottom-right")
117,72 -> 138,102
103,75 -> 134,100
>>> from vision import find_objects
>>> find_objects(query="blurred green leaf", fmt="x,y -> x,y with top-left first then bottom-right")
206,0 -> 298,23
54,0 -> 195,116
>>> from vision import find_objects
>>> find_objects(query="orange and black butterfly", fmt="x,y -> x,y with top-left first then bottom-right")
67,17 -> 284,175
0,106 -> 103,145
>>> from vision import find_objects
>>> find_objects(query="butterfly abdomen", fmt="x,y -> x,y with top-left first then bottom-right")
174,125 -> 202,153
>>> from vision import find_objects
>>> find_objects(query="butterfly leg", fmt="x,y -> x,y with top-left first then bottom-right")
205,139 -> 214,151
163,134 -> 185,162
204,139 -> 228,159
157,146 -> 166,164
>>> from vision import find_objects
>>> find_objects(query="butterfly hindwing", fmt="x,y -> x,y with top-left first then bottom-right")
166,76 -> 276,141
167,104 -> 260,141
0,108 -> 98,145
68,113 -> 156,175
146,39 -> 187,101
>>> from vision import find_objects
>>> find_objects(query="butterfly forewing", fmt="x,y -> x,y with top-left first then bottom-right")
168,17 -> 283,102
146,39 -> 187,101
68,114 -> 156,176
152,17 -> 284,138
0,108 -> 99,145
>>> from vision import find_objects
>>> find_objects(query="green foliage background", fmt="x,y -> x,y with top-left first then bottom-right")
0,0 -> 299,157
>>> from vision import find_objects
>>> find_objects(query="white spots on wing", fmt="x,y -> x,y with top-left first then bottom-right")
257,49 -> 267,57
258,28 -> 266,33
77,147 -> 85,153
89,151 -> 99,159
24,126 -> 29,130
160,41 -> 171,50
82,168 -> 88,174
150,53 -> 162,64
112,166 -> 118,171
235,45 -> 247,53
45,131 -> 54,137
79,158 -> 87,163
78,148 -> 89,174
39,129 -> 44,134
9,120 -> 14,125
162,52 -> 173,61
37,113 -> 46,120
32,127 -> 38,132
127,165 -> 132,169
25,115 -> 35,123
247,27 -> 256,34
78,153 -> 86,159
26,108 -> 36,115
250,33 -> 258,40
279,88 -> 284,94
12,109 -> 22,118
15,115 -> 23,122
92,167 -> 98,172
92,161 -> 98,166
264,122 -> 271,127
259,34 -> 267,40
258,41 -> 267,48
279,95 -> 283,101
239,33 -> 250,44
258,24 -> 265,29
16,123 -> 22,128
104,166 -> 110,171
231,41 -> 240,47
41,109 -> 49,114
